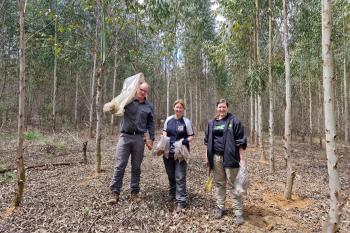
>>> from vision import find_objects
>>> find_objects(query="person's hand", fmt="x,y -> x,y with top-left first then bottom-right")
239,159 -> 246,167
204,158 -> 209,168
103,102 -> 116,113
145,140 -> 153,150
181,138 -> 189,147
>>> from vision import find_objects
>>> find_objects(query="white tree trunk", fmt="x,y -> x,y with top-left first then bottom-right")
318,79 -> 323,147
89,23 -> 98,138
254,95 -> 258,146
195,77 -> 198,128
283,0 -> 294,200
250,95 -> 254,143
14,0 -> 26,207
166,57 -> 170,117
190,79 -> 193,121
268,0 -> 275,172
308,71 -> 313,144
321,1 -> 342,231
344,51 -> 348,144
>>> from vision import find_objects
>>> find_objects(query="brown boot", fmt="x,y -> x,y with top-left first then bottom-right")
130,192 -> 142,203
107,192 -> 119,205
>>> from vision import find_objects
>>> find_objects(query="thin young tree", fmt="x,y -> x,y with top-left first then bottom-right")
13,0 -> 26,207
283,0 -> 295,200
52,0 -> 58,130
95,0 -> 106,173
321,0 -> 342,231
343,19 -> 348,144
89,21 -> 98,138
268,0 -> 275,172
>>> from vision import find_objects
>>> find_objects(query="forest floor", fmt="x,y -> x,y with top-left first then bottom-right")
0,128 -> 349,233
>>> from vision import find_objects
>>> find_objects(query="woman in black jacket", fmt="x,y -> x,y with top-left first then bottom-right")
204,99 -> 247,224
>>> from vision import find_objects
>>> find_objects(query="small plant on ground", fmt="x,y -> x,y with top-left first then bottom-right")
0,171 -> 17,183
24,131 -> 42,141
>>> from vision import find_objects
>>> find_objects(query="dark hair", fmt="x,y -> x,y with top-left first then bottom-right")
216,98 -> 229,107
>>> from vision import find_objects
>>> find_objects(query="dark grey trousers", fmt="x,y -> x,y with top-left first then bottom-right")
163,155 -> 187,204
110,133 -> 145,194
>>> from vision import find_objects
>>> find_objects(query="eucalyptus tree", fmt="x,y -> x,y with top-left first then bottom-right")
14,0 -> 26,207
52,0 -> 58,129
282,0 -> 294,200
322,0 -> 342,231
95,0 -> 106,173
268,0 -> 275,172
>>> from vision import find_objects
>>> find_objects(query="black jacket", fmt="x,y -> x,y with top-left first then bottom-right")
204,113 -> 247,169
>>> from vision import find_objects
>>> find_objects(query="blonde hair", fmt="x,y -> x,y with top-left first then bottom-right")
173,99 -> 186,109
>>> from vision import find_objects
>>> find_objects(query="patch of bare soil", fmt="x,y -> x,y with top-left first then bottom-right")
0,130 -> 349,232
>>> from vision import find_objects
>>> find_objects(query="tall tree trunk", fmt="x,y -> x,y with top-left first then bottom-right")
74,72 -> 79,128
254,94 -> 258,146
255,0 -> 264,156
175,51 -> 179,100
89,23 -> 98,138
195,76 -> 198,129
52,0 -> 58,130
318,79 -> 323,148
321,0 -> 342,231
190,77 -> 193,121
300,75 -> 305,142
250,95 -> 254,143
95,0 -> 106,173
258,95 -> 264,157
283,0 -> 294,200
166,57 -> 170,117
96,67 -> 103,173
268,0 -> 275,172
309,58 -> 313,144
343,24 -> 348,143
13,0 -> 26,207
111,52 -> 117,135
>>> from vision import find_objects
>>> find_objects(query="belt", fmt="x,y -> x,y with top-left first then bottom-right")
214,152 -> 224,156
121,130 -> 143,135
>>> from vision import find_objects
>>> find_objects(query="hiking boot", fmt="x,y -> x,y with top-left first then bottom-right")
214,207 -> 223,219
107,192 -> 119,205
236,215 -> 244,225
176,203 -> 187,212
130,192 -> 142,203
166,195 -> 176,202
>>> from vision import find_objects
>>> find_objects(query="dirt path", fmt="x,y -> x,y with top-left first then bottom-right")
0,130 -> 349,232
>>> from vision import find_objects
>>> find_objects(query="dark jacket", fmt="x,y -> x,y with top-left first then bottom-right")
204,113 -> 247,169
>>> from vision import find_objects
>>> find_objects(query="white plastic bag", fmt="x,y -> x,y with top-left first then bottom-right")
152,135 -> 170,158
173,141 -> 190,162
103,73 -> 145,116
233,165 -> 250,196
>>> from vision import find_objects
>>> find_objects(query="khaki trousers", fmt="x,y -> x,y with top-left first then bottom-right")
213,154 -> 243,216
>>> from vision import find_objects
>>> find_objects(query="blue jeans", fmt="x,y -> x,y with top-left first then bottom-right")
163,155 -> 187,204
110,134 -> 145,194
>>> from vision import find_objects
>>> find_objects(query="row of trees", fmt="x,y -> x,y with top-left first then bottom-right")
1,0 -> 348,231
